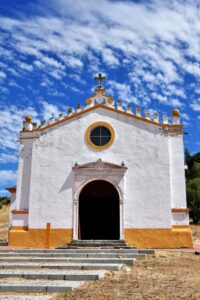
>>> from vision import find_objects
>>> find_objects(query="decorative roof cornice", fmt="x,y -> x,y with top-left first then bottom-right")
21,103 -> 183,135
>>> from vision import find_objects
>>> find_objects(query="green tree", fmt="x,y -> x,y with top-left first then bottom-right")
187,178 -> 200,224
185,149 -> 200,181
0,196 -> 10,209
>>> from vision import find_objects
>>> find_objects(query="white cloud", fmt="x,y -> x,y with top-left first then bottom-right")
0,105 -> 38,151
17,62 -> 33,72
0,101 -> 68,168
170,99 -> 183,108
0,153 -> 18,164
0,71 -> 7,79
107,80 -> 138,104
0,170 -> 17,184
181,113 -> 190,121
40,100 -> 66,121
1,0 -> 200,109
41,56 -> 65,70
190,100 -> 200,111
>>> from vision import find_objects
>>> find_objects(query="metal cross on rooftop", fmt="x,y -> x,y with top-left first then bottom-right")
94,73 -> 106,87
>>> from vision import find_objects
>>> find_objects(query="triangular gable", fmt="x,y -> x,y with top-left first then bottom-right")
21,103 -> 183,135
72,159 -> 127,171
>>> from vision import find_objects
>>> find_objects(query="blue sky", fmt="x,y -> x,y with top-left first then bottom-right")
0,0 -> 200,196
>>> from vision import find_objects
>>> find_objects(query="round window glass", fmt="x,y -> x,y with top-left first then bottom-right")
90,126 -> 111,146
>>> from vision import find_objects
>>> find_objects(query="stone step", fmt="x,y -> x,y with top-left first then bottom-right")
66,246 -> 132,249
0,262 -> 124,271
70,240 -> 126,244
0,248 -> 152,254
63,239 -> 134,249
0,253 -> 145,258
0,269 -> 106,280
0,257 -> 136,264
0,280 -> 84,293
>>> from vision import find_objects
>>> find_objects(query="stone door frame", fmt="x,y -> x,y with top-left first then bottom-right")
72,160 -> 127,240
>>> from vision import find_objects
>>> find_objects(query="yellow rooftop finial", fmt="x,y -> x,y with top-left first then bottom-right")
25,115 -> 32,123
172,109 -> 180,118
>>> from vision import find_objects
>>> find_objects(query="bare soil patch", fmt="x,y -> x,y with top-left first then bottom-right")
55,252 -> 200,300
0,205 -> 9,242
190,224 -> 200,242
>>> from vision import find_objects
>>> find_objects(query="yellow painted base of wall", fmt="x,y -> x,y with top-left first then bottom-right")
8,228 -> 73,248
8,227 -> 193,249
124,227 -> 193,249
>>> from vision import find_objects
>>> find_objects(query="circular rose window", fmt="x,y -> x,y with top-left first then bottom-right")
90,126 -> 111,146
85,122 -> 115,150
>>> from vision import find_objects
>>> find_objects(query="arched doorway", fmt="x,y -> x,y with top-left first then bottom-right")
78,180 -> 120,240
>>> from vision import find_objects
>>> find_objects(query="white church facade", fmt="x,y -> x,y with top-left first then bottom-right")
7,75 -> 192,248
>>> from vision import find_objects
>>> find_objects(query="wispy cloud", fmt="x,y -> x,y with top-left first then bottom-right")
0,153 -> 18,164
0,170 -> 17,184
0,0 -> 200,108
190,100 -> 200,111
0,105 -> 38,151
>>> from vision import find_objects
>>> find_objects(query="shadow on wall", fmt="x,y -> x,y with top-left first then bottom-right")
20,140 -> 34,209
59,171 -> 74,193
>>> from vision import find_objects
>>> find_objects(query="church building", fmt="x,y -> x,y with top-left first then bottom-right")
7,74 -> 192,248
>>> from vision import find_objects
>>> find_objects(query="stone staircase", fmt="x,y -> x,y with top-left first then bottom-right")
0,247 -> 154,296
62,239 -> 134,249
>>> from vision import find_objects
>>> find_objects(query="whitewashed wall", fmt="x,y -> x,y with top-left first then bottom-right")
15,140 -> 33,210
16,108 -> 187,229
169,135 -> 187,208
9,193 -> 16,228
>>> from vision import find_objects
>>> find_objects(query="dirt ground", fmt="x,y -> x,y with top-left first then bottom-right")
55,252 -> 200,300
0,204 -> 9,242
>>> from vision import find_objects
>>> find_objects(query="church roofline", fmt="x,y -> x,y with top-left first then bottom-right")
21,75 -> 183,136
21,103 -> 183,136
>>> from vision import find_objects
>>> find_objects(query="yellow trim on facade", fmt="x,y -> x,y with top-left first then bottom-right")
171,208 -> 190,213
172,225 -> 190,229
8,227 -> 192,249
20,136 -> 38,140
11,210 -> 29,215
8,228 -> 73,248
85,121 -> 115,150
11,226 -> 28,231
124,228 -> 192,249
6,186 -> 16,194
163,129 -> 183,134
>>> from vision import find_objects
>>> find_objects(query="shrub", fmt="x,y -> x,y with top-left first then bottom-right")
0,197 -> 10,206
187,178 -> 200,224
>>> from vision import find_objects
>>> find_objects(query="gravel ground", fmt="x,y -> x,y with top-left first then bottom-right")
55,251 -> 200,300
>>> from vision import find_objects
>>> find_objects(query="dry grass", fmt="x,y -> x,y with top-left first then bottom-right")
190,224 -> 200,242
0,204 -> 9,242
55,252 -> 200,300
